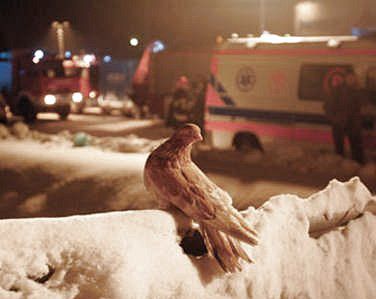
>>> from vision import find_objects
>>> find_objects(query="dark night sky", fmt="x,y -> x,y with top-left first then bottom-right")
0,0 -> 375,58
0,0 -> 295,57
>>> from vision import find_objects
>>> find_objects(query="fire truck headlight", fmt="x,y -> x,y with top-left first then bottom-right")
72,92 -> 83,103
89,91 -> 97,99
44,94 -> 56,105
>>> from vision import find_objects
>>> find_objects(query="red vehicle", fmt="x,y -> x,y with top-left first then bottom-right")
66,54 -> 100,113
0,50 -> 99,121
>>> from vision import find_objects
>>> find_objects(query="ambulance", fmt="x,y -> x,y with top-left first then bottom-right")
205,32 -> 376,151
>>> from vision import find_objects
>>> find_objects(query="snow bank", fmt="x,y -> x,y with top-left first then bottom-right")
198,144 -> 376,194
0,140 -> 154,218
2,122 -> 164,153
0,178 -> 374,299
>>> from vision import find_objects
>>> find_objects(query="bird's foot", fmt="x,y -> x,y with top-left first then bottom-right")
180,229 -> 208,257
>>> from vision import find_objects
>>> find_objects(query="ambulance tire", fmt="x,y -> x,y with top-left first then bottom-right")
19,97 -> 37,123
233,132 -> 264,153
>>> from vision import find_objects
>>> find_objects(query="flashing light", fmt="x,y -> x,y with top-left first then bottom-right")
65,51 -> 72,58
72,92 -> 83,103
83,54 -> 95,65
130,37 -> 139,47
152,40 -> 165,53
44,94 -> 56,105
34,49 -> 44,60
327,39 -> 340,48
103,55 -> 112,63
89,91 -> 97,99
32,57 -> 40,64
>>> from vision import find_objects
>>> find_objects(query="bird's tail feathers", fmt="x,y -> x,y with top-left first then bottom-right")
200,222 -> 253,273
215,208 -> 259,246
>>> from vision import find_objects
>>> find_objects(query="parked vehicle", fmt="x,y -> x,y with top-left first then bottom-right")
98,92 -> 139,117
98,58 -> 138,117
205,32 -> 376,151
67,54 -> 100,114
0,50 -> 87,121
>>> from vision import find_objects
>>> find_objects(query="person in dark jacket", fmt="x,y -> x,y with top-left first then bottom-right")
324,72 -> 365,164
0,87 -> 8,124
166,76 -> 194,127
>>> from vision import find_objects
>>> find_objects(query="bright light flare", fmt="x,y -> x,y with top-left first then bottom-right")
103,55 -> 112,63
72,92 -> 83,103
32,57 -> 40,64
152,40 -> 165,53
89,91 -> 97,99
65,51 -> 72,58
44,94 -> 56,105
130,38 -> 139,47
34,49 -> 44,60
295,1 -> 320,22
83,54 -> 95,65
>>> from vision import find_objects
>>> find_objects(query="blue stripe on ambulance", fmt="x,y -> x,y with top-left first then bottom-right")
208,106 -> 329,125
209,74 -> 236,106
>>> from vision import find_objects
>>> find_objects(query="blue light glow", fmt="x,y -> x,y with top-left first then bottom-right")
65,51 -> 72,58
103,55 -> 112,63
152,40 -> 165,53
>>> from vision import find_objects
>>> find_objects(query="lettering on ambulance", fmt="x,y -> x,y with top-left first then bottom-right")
235,66 -> 256,92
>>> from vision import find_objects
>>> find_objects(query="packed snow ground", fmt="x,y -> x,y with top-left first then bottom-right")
0,178 -> 374,299
0,123 -> 376,298
0,122 -> 375,217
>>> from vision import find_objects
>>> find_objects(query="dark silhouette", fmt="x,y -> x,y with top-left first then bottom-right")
0,87 -> 8,124
324,72 -> 365,164
166,76 -> 193,127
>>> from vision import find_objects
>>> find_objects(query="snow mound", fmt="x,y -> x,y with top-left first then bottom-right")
0,140 -> 154,218
0,124 -> 10,139
0,178 -> 374,299
2,122 -> 163,154
11,122 -> 30,139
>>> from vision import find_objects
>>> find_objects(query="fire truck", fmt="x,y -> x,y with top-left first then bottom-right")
0,50 -> 99,121
67,54 -> 100,114
205,32 -> 376,151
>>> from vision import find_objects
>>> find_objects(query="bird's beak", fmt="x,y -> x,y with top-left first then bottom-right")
196,133 -> 203,142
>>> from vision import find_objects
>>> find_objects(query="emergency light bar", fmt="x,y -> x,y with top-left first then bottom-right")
228,32 -> 358,48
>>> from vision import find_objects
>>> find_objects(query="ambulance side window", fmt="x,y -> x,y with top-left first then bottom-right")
298,65 -> 326,101
366,67 -> 376,105
298,64 -> 352,101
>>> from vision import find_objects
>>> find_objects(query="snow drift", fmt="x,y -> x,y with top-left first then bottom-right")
0,177 -> 374,299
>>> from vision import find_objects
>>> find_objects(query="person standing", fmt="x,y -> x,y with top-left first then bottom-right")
0,87 -> 8,124
323,72 -> 365,164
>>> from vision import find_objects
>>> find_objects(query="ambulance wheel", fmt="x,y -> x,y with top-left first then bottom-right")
19,97 -> 36,123
233,132 -> 264,153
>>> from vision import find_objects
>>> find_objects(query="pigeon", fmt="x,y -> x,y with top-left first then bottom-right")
144,123 -> 258,272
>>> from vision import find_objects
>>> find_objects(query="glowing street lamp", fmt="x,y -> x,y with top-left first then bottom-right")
52,21 -> 70,58
129,37 -> 139,47
294,1 -> 321,34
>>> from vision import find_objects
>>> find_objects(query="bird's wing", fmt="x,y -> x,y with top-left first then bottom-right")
145,163 -> 217,220
182,164 -> 259,245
